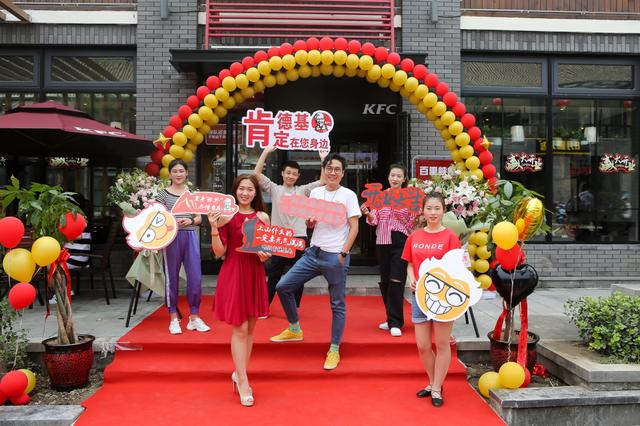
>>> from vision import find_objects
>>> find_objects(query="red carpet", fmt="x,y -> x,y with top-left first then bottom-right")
79,295 -> 504,425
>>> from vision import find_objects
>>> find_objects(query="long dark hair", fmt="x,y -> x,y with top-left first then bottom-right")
388,163 -> 408,188
423,192 -> 446,209
231,174 -> 266,213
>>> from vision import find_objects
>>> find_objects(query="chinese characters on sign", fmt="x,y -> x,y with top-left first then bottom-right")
241,108 -> 333,151
599,153 -> 636,174
171,192 -> 239,215
415,159 -> 453,180
279,194 -> 347,226
504,152 -> 543,173
237,217 -> 306,258
360,183 -> 426,215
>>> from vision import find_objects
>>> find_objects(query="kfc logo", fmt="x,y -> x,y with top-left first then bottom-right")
311,111 -> 333,133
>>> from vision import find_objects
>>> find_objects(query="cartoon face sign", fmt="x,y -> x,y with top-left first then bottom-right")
311,111 -> 334,134
415,249 -> 482,322
122,202 -> 178,251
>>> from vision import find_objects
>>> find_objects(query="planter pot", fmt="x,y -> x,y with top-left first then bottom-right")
487,330 -> 539,373
42,334 -> 95,391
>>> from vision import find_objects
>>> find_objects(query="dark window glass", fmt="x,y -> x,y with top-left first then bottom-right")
0,92 -> 37,114
557,64 -> 634,89
463,61 -> 542,88
0,56 -> 35,82
44,92 -> 136,133
51,56 -> 134,82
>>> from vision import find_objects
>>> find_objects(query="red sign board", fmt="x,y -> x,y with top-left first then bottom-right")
237,217 -> 306,258
279,194 -> 347,226
205,124 -> 228,145
171,191 -> 239,215
360,183 -> 425,214
415,159 -> 453,180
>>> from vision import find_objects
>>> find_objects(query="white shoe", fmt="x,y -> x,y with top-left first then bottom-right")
186,317 -> 211,332
390,327 -> 402,337
378,322 -> 389,331
169,318 -> 182,334
48,296 -> 57,305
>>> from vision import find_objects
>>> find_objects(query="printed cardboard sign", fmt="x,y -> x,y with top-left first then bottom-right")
171,191 -> 239,215
505,152 -> 543,173
279,194 -> 347,226
599,153 -> 636,174
415,249 -> 482,322
122,202 -> 178,251
415,159 -> 453,180
236,217 -> 306,258
361,183 -> 425,215
241,108 -> 333,151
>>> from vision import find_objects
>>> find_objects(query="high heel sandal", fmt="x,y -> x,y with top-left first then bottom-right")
431,388 -> 443,407
231,372 -> 254,407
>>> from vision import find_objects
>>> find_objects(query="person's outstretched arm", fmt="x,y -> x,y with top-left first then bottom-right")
254,146 -> 276,178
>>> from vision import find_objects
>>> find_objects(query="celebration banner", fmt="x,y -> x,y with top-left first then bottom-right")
361,183 -> 425,215
504,152 -> 543,173
171,191 -> 239,215
599,153 -> 636,173
236,217 -> 306,258
279,194 -> 347,226
241,108 -> 333,151
122,202 -> 178,251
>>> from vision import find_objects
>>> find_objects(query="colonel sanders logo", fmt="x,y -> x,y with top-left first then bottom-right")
311,111 -> 333,133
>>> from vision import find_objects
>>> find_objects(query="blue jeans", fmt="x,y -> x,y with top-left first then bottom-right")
276,246 -> 350,345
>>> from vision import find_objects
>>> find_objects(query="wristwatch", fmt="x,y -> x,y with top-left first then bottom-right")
339,251 -> 348,258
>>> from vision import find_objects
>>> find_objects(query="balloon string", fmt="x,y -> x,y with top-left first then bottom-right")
13,314 -> 23,370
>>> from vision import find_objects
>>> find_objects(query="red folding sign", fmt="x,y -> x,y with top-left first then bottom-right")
171,191 -> 239,215
237,217 -> 306,258
361,183 -> 425,215
415,159 -> 453,180
279,194 -> 347,226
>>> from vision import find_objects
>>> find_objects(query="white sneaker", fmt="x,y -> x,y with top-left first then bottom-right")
390,327 -> 402,337
379,322 -> 389,331
169,319 -> 182,334
186,317 -> 211,332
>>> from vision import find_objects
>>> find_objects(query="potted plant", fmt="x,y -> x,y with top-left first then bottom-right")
0,177 -> 93,390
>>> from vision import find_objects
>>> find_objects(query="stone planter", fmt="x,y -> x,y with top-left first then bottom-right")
42,334 -> 95,391
488,330 -> 540,373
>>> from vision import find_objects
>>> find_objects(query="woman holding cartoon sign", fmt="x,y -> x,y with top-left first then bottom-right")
156,159 -> 210,335
209,174 -> 271,407
361,164 -> 416,338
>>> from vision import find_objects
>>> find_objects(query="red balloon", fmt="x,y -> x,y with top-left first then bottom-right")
241,56 -> 255,69
229,62 -> 244,76
386,52 -> 401,66
0,389 -> 7,405
492,97 -> 503,106
468,126 -> 481,140
361,42 -> 375,56
196,86 -> 210,100
400,58 -> 415,72
473,138 -> 486,153
267,47 -> 280,58
186,96 -> 200,110
145,162 -> 160,177
279,42 -> 293,56
435,82 -> 449,97
205,76 -> 220,90
425,73 -> 439,88
218,69 -> 231,80
412,64 -> 427,79
150,149 -> 164,164
443,92 -> 458,107
461,113 -> 476,129
10,393 -> 29,405
521,367 -> 531,388
496,244 -> 525,271
374,46 -> 388,62
58,212 -> 87,241
334,37 -> 348,51
0,217 -> 25,249
178,105 -> 192,120
482,164 -> 497,180
253,50 -> 268,62
479,150 -> 493,165
0,371 -> 28,398
169,114 -> 183,129
347,40 -> 361,54
8,283 -> 36,310
163,126 -> 177,139
452,102 -> 466,117
293,40 -> 307,52
306,37 -> 320,50
319,37 -> 334,51
489,258 -> 500,270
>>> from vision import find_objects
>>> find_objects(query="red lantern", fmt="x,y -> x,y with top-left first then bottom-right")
460,113 -> 476,129
425,73 -> 439,88
10,393 -> 30,405
196,86 -> 210,100
306,37 -> 320,50
58,212 -> 87,241
347,40 -> 361,54
169,114 -> 183,129
151,149 -> 164,164
443,92 -> 458,107
496,245 -> 525,271
386,52 -> 401,66
334,37 -> 348,51
205,76 -> 220,90
468,126 -> 481,140
482,163 -> 497,180
623,100 -> 633,109
556,99 -> 570,108
412,64 -> 427,79
361,42 -> 375,56
293,40 -> 307,52
218,68 -> 231,80
492,97 -> 503,106
229,62 -> 244,76
400,58 -> 415,72
241,56 -> 255,69
253,50 -> 268,62
0,217 -> 25,249
0,371 -> 28,398
319,37 -> 334,51
186,96 -> 200,110
435,82 -> 449,97
178,105 -> 192,120
267,47 -> 280,58
452,102 -> 466,117
163,126 -> 177,139
374,46 -> 388,63
145,162 -> 160,177
279,42 -> 293,56
8,283 -> 36,310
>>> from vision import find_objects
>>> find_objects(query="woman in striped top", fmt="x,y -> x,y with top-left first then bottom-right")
156,159 -> 210,335
361,164 -> 416,337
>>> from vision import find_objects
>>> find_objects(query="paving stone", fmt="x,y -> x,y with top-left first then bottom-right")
0,405 -> 83,426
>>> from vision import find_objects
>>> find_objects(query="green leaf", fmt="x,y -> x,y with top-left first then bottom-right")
29,200 -> 43,211
501,200 -> 513,206
504,181 -> 513,199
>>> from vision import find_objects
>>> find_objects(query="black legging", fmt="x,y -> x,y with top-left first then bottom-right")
377,231 -> 408,329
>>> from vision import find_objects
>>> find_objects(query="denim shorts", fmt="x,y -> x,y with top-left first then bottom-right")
411,292 -> 433,324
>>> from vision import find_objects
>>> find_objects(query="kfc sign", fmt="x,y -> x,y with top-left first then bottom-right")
73,126 -> 126,137
415,159 -> 453,180
362,104 -> 397,115
241,108 -> 332,151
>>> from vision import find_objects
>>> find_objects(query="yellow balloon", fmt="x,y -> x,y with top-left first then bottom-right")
512,197 -> 545,241
294,50 -> 308,65
476,244 -> 491,260
465,156 -> 480,170
475,259 -> 490,273
332,65 -> 345,78
221,76 -> 236,92
222,97 -> 236,110
241,87 -> 255,99
476,274 -> 492,289
499,362 -> 526,389
198,123 -> 210,136
159,167 -> 170,179
392,70 -> 408,86
206,114 -> 220,126
377,78 -> 391,88
31,237 -> 61,266
307,50 -> 321,65
467,243 -> 477,257
380,63 -> 395,79
161,154 -> 175,167
246,67 -> 260,82
3,248 -> 36,283
257,60 -> 271,76
357,69 -> 367,78
233,92 -> 244,104
169,144 -> 184,158
253,80 -> 266,92
203,94 -> 218,108
409,94 -> 420,106
455,161 -> 466,171
389,82 -> 401,92
478,371 -> 502,398
432,101 -> 446,117
298,65 -> 312,78
215,87 -> 229,102
320,50 -> 334,65
404,77 -> 419,93
286,69 -> 299,81
474,231 -> 489,246
414,85 -> 428,100
433,119 -> 445,130
281,54 -> 296,70
185,142 -> 197,152
275,71 -> 288,85
459,144 -> 474,159
235,74 -> 249,89
455,132 -> 471,147
444,138 -> 457,151
19,369 -> 36,394
450,149 -> 462,163
333,50 -> 347,65
319,64 -> 333,76
358,55 -> 373,70
425,110 -> 437,122
422,92 -> 438,108
263,74 -> 276,87
345,67 -> 358,77
448,121 -> 463,136
183,125 -> 198,140
346,54 -> 360,69
182,149 -> 194,163
214,106 -> 228,118
440,111 -> 456,126
471,168 -> 484,181
172,131 -> 187,146
192,132 -> 204,145
492,221 -> 519,250
198,106 -> 214,123
367,65 -> 382,80
269,55 -> 283,71
440,129 -> 451,140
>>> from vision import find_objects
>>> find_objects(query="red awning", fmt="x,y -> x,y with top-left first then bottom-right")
0,101 -> 151,159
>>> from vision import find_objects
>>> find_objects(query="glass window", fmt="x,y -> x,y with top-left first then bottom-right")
0,56 -> 35,82
50,56 -> 134,82
0,92 -> 37,114
44,92 -> 136,133
557,64 -> 634,90
463,61 -> 542,88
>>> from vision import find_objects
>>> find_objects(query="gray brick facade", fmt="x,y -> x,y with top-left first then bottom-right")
0,24 -> 135,45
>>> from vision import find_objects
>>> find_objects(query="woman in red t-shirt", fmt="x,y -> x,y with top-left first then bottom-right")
401,192 -> 460,407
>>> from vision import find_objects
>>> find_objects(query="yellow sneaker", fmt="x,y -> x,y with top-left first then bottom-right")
269,328 -> 303,342
323,351 -> 340,370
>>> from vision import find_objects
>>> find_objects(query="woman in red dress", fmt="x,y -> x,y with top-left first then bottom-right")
208,174 -> 271,407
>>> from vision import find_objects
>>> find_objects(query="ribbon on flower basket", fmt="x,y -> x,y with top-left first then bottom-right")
517,299 -> 529,368
46,248 -> 72,317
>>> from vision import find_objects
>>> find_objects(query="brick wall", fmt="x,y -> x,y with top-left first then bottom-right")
0,23 -> 135,45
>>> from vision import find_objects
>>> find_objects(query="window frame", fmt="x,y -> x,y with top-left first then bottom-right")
462,55 -> 548,96
0,49 -> 41,89
552,57 -> 640,97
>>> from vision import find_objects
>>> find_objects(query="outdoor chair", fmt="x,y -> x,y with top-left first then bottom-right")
74,221 -> 119,304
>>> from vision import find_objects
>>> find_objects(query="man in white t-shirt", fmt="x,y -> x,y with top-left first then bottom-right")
270,154 -> 361,371
254,146 -> 327,309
